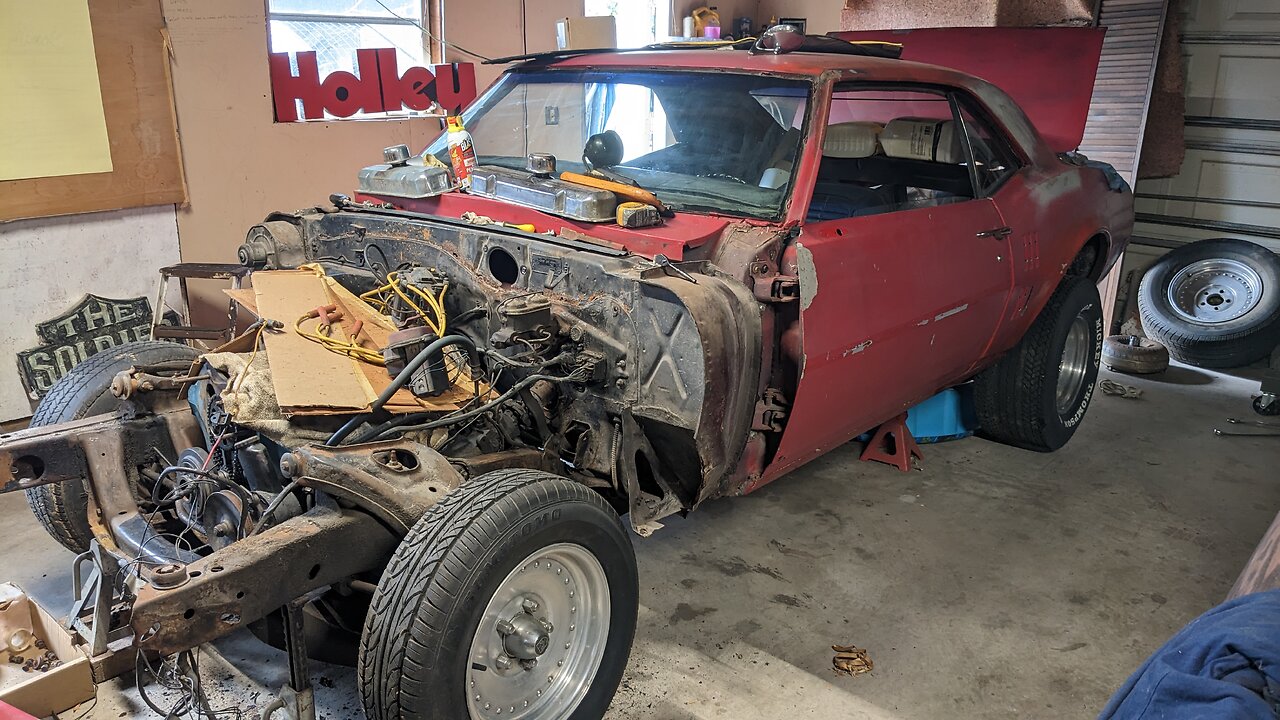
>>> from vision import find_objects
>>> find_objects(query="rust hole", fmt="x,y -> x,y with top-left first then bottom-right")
375,448 -> 419,472
219,613 -> 240,625
11,456 -> 44,484
487,247 -> 519,285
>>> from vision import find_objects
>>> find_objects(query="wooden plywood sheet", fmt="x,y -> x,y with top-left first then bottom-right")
0,0 -> 185,221
223,286 -> 259,316
251,269 -> 479,415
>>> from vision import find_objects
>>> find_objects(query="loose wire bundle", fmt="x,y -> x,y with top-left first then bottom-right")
359,270 -> 449,335
293,306 -> 386,366
291,269 -> 450,367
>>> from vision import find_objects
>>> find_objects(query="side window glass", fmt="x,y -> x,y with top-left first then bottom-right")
809,86 -> 975,223
955,96 -> 1020,195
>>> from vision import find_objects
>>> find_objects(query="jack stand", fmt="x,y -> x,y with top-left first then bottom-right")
860,413 -> 922,472
260,602 -> 315,720
68,540 -> 126,656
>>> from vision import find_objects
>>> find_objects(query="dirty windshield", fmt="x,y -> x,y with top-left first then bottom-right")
424,69 -> 811,220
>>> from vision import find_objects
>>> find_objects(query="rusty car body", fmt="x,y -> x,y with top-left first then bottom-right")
0,27 -> 1131,719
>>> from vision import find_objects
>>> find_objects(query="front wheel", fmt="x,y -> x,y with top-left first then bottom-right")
358,470 -> 638,720
975,276 -> 1104,452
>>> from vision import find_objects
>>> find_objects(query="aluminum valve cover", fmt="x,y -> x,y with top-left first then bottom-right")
357,162 -> 455,199
468,165 -> 616,223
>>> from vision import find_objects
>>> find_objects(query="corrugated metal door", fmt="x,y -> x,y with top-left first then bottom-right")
1133,1 -> 1280,255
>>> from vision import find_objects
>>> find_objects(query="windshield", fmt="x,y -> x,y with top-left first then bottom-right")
423,69 -> 812,220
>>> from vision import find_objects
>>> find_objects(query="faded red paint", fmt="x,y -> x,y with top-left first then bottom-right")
831,27 -> 1106,154
371,38 -> 1132,491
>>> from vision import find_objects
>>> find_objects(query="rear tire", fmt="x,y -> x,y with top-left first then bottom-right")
24,340 -> 198,553
975,276 -> 1104,452
358,469 -> 637,720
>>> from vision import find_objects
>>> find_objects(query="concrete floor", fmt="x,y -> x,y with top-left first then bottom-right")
3,364 -> 1277,719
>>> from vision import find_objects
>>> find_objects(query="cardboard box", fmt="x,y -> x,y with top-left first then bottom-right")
556,16 -> 617,50
0,584 -> 95,718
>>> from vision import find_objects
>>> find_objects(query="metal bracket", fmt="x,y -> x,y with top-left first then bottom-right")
751,388 -> 789,432
752,273 -> 799,303
68,540 -> 124,657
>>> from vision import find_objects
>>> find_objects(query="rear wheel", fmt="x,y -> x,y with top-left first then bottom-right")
358,469 -> 637,720
975,276 -> 1104,452
24,341 -> 198,553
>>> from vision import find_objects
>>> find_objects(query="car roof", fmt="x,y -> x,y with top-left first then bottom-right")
529,49 -> 964,81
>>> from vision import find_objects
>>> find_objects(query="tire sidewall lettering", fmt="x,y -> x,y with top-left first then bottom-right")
521,508 -> 562,538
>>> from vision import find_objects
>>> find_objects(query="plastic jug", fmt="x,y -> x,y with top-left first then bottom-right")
692,6 -> 720,38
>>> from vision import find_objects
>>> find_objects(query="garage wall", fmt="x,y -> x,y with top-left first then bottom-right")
162,0 -> 450,270
753,0 -> 843,33
1133,0 -> 1280,256
751,0 -> 1093,34
165,0 -> 585,271
0,0 -> 578,424
442,0 -> 583,88
0,206 -> 180,422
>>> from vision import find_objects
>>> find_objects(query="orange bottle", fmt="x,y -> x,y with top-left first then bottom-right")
446,115 -> 478,188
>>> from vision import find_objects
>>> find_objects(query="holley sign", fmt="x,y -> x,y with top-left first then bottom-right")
268,49 -> 477,121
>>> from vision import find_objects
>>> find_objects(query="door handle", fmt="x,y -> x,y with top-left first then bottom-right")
976,226 -> 1013,239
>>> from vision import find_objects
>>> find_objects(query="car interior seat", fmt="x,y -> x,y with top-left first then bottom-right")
807,122 -> 894,222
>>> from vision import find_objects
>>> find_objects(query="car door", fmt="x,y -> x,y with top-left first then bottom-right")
767,84 -> 1015,476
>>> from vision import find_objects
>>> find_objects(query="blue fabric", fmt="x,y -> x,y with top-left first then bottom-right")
1099,589 -> 1280,719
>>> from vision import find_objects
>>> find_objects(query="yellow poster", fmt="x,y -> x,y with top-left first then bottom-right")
0,1 -> 113,181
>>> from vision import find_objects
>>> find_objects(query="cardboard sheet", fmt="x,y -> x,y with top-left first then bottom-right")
223,287 -> 259,316
0,1 -> 113,181
251,269 -> 481,416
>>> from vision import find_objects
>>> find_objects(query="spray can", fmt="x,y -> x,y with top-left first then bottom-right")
446,115 -> 478,188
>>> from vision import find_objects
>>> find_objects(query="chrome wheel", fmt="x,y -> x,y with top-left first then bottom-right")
467,543 -> 610,720
1167,258 -> 1263,324
1056,314 -> 1092,416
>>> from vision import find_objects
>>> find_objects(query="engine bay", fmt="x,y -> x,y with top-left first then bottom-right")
115,196 -> 763,576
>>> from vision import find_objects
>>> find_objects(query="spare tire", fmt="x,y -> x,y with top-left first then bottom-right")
1102,335 -> 1170,374
25,340 -> 199,553
1138,239 -> 1280,368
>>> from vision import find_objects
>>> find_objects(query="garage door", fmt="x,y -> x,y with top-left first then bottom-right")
1133,0 -> 1280,256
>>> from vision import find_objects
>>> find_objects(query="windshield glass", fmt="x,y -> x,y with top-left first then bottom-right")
423,69 -> 812,220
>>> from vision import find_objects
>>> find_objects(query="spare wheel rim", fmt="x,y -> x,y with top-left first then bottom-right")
1166,258 -> 1263,324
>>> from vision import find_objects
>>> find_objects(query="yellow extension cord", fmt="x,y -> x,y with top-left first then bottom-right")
291,267 -> 449,367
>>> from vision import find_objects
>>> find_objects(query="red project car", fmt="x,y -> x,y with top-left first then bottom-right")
3,26 -> 1131,719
